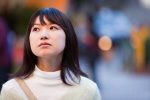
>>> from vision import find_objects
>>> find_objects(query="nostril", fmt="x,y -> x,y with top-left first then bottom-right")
41,36 -> 48,40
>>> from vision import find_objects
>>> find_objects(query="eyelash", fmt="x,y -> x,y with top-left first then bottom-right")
50,26 -> 58,30
32,25 -> 60,32
32,27 -> 39,31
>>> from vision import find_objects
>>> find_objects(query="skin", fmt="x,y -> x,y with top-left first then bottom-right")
29,16 -> 66,72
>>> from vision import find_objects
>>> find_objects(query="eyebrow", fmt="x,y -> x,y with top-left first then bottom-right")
33,24 -> 41,26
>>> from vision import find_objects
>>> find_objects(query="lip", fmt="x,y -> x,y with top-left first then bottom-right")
39,42 -> 51,47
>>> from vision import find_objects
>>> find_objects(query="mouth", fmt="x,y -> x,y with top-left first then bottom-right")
39,42 -> 51,47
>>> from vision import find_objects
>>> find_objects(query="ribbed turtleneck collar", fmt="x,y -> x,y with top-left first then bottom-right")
33,65 -> 61,80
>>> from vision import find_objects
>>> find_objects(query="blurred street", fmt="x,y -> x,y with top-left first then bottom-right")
96,65 -> 150,100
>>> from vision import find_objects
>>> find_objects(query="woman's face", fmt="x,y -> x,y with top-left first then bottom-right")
29,16 -> 66,58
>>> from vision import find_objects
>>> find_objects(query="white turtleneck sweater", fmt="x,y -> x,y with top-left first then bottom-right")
0,66 -> 101,100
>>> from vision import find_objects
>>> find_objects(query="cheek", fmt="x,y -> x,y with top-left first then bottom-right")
60,33 -> 66,48
58,38 -> 66,50
54,33 -> 66,51
29,34 -> 38,54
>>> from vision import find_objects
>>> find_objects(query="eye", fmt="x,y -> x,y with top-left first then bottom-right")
32,27 -> 40,32
49,26 -> 59,30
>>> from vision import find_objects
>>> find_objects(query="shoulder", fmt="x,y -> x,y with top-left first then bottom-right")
0,78 -> 20,99
1,78 -> 28,100
80,76 -> 102,100
80,76 -> 98,89
1,78 -> 22,95
2,78 -> 18,90
80,76 -> 100,94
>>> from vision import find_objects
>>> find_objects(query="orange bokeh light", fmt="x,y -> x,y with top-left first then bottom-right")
98,36 -> 112,51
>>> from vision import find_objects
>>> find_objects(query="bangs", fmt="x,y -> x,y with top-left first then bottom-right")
31,15 -> 55,27
30,8 -> 65,28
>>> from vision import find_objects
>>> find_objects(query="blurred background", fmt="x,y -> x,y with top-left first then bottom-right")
0,0 -> 150,100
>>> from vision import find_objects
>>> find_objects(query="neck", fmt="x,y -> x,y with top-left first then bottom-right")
37,55 -> 62,72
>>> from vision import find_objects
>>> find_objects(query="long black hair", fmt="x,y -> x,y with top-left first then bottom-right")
15,8 -> 87,85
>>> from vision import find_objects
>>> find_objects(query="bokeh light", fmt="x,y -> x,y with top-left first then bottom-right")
98,36 -> 112,51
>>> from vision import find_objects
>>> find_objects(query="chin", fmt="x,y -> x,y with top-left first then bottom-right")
40,52 -> 51,56
40,52 -> 58,57
36,50 -> 62,57
36,51 -> 50,56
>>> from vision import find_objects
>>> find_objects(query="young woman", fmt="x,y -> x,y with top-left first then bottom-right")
0,8 -> 101,100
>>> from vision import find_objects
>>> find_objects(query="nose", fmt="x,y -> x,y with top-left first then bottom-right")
41,30 -> 49,40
